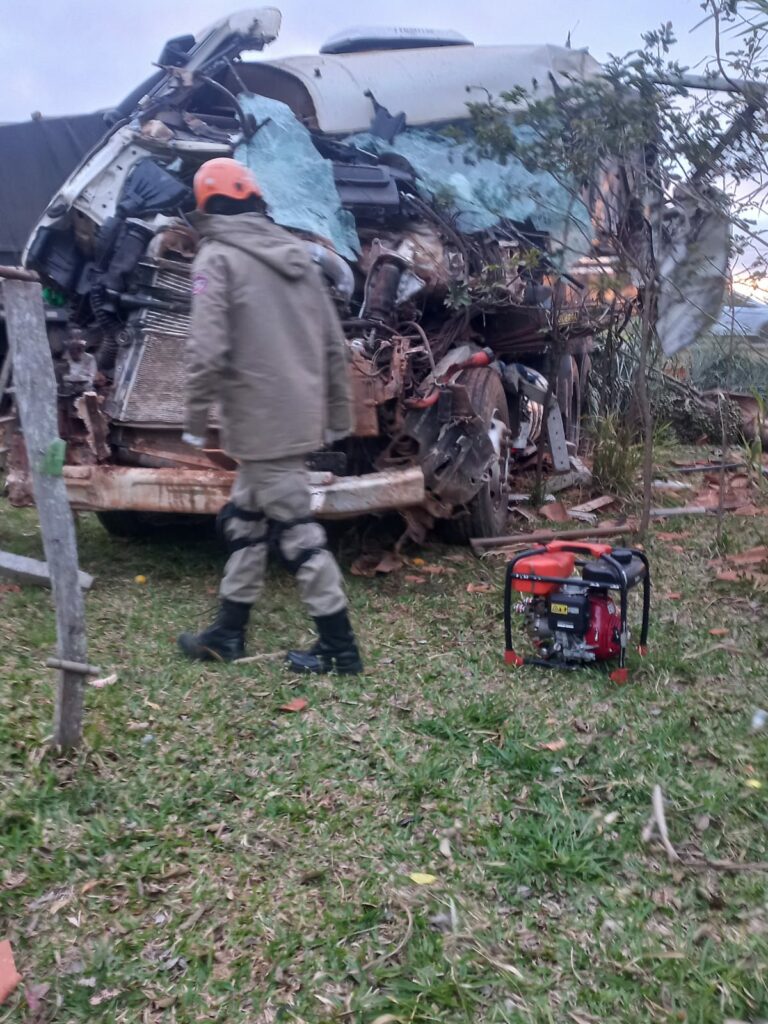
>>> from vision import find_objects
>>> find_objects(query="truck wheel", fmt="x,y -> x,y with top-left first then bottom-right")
557,354 -> 581,447
442,367 -> 510,543
96,511 -> 160,538
96,511 -> 213,538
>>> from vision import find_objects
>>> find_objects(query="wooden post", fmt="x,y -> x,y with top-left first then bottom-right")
1,274 -> 87,748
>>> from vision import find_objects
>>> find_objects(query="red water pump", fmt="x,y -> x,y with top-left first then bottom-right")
504,541 -> 650,682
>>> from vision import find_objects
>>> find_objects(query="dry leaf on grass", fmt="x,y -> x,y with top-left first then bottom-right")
350,551 -> 404,577
712,546 -> 768,566
665,592 -> 683,600
539,738 -> 566,752
409,872 -> 437,885
89,989 -> 120,1007
733,504 -> 767,517
715,570 -> 740,583
24,983 -> 50,1013
709,628 -> 729,636
404,575 -> 427,584
279,698 -> 308,713
466,582 -> 491,594
3,872 -> 27,890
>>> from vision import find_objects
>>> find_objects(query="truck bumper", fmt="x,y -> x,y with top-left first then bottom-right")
11,464 -> 426,518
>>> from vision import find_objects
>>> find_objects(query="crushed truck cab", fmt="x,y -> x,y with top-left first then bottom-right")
9,9 -> 638,539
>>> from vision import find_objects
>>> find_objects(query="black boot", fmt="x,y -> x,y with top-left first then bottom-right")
178,599 -> 251,662
286,607 -> 363,675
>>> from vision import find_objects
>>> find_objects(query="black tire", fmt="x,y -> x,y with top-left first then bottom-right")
96,510 -> 212,539
556,354 -> 581,447
441,367 -> 511,543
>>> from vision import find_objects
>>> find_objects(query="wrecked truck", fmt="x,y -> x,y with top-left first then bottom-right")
6,9 -> 639,541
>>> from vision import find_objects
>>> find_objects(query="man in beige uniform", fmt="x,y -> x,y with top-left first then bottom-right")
178,158 -> 362,674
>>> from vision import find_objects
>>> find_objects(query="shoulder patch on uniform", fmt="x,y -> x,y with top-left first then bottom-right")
192,273 -> 209,295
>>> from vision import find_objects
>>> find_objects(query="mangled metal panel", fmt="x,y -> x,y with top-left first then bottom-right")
655,188 -> 730,356
263,44 -> 602,134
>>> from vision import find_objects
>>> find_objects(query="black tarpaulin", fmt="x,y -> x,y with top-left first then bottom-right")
0,112 -> 107,265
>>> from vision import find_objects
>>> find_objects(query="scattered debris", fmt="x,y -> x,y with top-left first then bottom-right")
0,550 -> 93,591
361,901 -> 414,971
568,495 -> 616,515
466,582 -> 492,594
539,501 -> 569,523
652,479 -> 693,492
539,738 -> 567,752
89,672 -> 117,689
751,709 -> 767,733
642,785 -> 768,872
642,785 -> 681,863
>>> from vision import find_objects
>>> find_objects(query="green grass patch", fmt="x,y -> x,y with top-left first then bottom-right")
1,501 -> 768,1022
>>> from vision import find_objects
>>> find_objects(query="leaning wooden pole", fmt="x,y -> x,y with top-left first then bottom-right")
1,269 -> 87,748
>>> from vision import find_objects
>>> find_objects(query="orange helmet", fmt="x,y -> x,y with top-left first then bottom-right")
193,158 -> 262,211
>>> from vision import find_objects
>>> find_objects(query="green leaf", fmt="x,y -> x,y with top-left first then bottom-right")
39,438 -> 66,476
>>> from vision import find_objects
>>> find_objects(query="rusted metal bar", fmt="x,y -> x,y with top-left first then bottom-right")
9,463 -> 426,519
470,522 -> 636,552
0,266 -> 40,282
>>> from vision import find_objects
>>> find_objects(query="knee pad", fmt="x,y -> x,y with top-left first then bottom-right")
269,517 -> 326,575
217,502 -> 267,554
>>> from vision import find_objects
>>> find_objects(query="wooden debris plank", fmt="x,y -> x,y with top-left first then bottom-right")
0,550 -> 93,591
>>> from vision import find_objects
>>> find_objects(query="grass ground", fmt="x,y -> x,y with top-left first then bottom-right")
1,491 -> 768,1023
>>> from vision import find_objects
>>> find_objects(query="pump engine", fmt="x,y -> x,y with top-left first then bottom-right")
503,542 -> 650,683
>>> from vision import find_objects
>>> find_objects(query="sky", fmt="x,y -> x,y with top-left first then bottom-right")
0,0 -> 712,122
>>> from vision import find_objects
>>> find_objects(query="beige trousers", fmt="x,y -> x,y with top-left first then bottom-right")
218,457 -> 347,618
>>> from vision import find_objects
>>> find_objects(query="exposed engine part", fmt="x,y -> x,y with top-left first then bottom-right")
502,363 -> 548,449
305,242 -> 355,302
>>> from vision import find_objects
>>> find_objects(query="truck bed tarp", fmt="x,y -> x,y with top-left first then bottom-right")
0,112 -> 107,265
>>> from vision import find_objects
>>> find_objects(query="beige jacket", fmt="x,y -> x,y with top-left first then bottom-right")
185,212 -> 352,461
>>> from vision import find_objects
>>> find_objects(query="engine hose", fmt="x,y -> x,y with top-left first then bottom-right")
305,242 -> 354,302
405,349 -> 493,409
